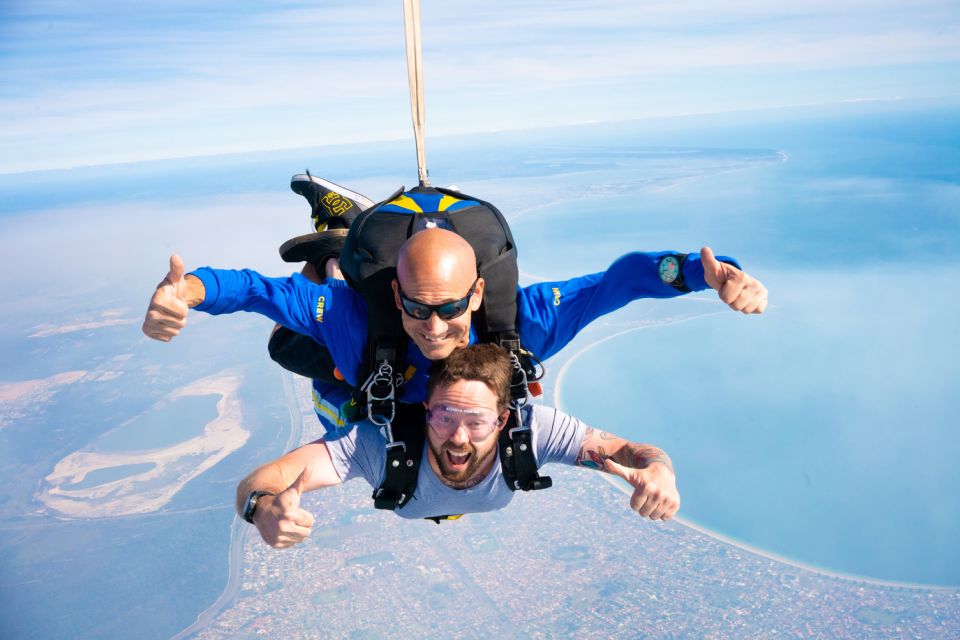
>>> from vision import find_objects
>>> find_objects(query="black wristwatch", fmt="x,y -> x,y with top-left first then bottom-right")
657,254 -> 691,292
242,490 -> 275,524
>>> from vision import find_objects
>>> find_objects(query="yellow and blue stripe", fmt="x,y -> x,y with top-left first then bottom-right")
379,191 -> 477,214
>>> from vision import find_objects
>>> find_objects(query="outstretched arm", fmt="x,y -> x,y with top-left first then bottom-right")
576,427 -> 680,521
235,440 -> 344,549
143,253 -> 348,351
519,246 -> 767,360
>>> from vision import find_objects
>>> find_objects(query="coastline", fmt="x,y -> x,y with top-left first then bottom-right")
38,371 -> 250,518
553,313 -> 958,592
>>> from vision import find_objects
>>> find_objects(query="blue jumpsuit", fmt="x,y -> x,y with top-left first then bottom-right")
191,251 -> 738,431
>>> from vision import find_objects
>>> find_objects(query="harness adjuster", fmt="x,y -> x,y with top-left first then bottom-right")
363,361 -> 397,428
508,352 -> 529,410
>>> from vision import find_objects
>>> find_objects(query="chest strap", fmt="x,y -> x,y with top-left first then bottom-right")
372,407 -> 552,515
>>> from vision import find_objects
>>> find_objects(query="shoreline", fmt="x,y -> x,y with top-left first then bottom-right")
38,371 -> 250,518
553,315 -> 958,592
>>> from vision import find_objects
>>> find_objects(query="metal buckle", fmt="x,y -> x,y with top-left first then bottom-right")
364,361 -> 396,429
508,352 -> 529,410
385,440 -> 407,455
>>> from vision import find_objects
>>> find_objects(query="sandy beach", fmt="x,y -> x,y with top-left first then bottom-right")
40,370 -> 250,518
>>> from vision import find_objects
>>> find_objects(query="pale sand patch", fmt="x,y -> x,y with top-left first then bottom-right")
39,371 -> 250,518
0,370 -> 87,403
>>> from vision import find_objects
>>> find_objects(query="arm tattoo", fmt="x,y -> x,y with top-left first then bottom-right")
576,427 -> 606,469
618,444 -> 674,474
576,427 -> 674,474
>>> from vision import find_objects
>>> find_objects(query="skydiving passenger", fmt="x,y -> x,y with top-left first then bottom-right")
142,176 -> 764,525
237,344 -> 680,546
142,178 -> 768,418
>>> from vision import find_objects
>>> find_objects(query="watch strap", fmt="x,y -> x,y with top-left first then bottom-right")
242,490 -> 275,524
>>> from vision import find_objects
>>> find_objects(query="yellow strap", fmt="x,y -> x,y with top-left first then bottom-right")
424,514 -> 464,522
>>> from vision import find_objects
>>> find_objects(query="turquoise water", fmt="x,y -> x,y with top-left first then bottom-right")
519,103 -> 960,585
63,462 -> 156,490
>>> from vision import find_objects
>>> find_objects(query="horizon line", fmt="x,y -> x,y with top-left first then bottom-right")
0,95 -> 929,179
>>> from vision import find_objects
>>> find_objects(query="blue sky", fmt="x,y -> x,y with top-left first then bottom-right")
1,0 -> 958,174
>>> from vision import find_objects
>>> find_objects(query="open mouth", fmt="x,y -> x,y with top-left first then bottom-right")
445,450 -> 472,468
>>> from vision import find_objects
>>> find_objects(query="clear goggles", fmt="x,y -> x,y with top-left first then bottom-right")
426,404 -> 503,439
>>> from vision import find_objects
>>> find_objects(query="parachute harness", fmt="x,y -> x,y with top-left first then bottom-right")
346,2 -> 553,516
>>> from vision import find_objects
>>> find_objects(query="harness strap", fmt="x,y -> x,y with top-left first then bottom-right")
365,359 -> 395,413
425,514 -> 464,524
372,404 -> 426,510
498,409 -> 553,492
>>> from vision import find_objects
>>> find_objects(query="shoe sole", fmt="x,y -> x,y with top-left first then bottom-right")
279,229 -> 350,264
290,174 -> 375,210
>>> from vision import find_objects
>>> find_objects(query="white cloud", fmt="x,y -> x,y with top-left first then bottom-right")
0,0 -> 958,172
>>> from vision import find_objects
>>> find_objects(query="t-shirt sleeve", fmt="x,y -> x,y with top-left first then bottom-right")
322,422 -> 387,489
530,404 -> 587,467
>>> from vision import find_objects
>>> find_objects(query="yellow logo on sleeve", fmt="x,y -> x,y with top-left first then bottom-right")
552,287 -> 562,306
315,296 -> 326,322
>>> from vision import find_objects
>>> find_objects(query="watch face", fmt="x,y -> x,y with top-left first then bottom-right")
659,255 -> 681,284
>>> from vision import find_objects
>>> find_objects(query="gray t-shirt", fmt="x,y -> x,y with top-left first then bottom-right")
324,404 -> 587,519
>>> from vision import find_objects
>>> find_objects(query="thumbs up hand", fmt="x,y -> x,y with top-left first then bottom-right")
603,458 -> 680,521
142,254 -> 189,342
142,254 -> 199,341
255,467 -> 316,549
700,246 -> 768,314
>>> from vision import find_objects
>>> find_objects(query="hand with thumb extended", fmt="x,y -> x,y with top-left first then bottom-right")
603,458 -> 680,521
142,254 -> 192,341
255,466 -> 316,549
700,246 -> 768,315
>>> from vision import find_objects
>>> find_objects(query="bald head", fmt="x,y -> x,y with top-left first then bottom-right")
392,228 -> 485,360
397,228 -> 477,290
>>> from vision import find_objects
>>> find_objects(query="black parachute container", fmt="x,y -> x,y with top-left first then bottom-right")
339,184 -> 520,363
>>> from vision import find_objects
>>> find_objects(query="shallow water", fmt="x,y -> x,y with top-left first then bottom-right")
508,103 -> 960,585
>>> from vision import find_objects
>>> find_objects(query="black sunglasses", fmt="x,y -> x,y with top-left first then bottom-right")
397,277 -> 480,321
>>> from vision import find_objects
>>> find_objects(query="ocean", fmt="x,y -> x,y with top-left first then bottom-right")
0,98 -> 957,638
